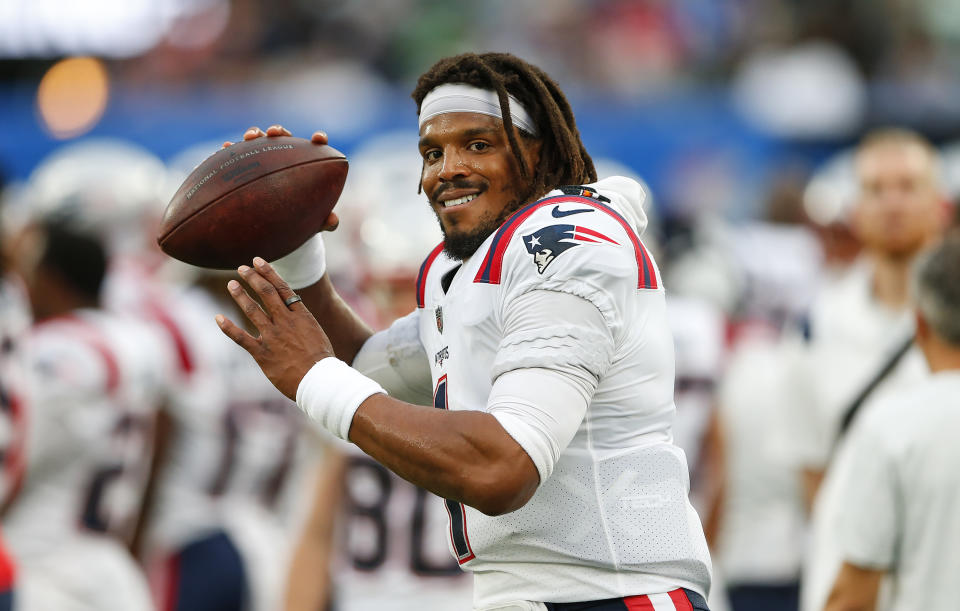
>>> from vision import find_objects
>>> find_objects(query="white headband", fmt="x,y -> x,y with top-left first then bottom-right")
418,83 -> 538,136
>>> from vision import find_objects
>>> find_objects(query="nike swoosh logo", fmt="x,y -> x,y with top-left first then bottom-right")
551,206 -> 594,218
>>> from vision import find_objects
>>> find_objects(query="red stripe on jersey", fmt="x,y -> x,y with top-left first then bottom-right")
2,394 -> 26,506
573,233 -> 601,243
85,336 -> 120,394
416,243 -> 446,308
145,303 -> 194,376
162,552 -> 181,611
623,594 -> 655,610
473,202 -> 543,285
575,225 -> 620,244
57,315 -> 122,394
668,589 -> 694,611
0,532 -> 15,591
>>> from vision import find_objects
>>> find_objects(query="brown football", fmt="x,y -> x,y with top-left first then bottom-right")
158,136 -> 348,269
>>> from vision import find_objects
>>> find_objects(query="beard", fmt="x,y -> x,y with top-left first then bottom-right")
437,196 -> 523,261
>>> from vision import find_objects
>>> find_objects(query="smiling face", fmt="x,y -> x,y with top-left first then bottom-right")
419,112 -> 542,260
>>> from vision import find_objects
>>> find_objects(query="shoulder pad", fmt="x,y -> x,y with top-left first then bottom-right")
473,194 -> 658,290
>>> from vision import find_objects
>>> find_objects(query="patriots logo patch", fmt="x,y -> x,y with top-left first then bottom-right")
523,224 -> 619,273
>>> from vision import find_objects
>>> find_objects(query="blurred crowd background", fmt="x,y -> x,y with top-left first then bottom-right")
1,1 -> 960,610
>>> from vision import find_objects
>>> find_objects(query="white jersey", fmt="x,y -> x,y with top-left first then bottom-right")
832,372 -> 960,611
384,178 -> 711,607
784,262 -> 926,471
5,309 -> 162,610
715,326 -> 805,586
130,280 -> 311,611
217,339 -> 318,611
0,279 -> 30,510
791,263 -> 929,611
666,295 -> 725,489
0,279 -> 31,594
334,442 -> 473,611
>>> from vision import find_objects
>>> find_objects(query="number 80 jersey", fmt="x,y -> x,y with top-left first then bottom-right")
411,178 -> 712,607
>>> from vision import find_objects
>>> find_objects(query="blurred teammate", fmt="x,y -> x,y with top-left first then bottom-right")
139,144 -> 321,611
218,52 -> 712,610
24,138 -> 318,610
825,231 -> 960,611
0,208 -> 29,610
789,129 -> 950,611
709,169 -> 828,611
4,221 -> 161,610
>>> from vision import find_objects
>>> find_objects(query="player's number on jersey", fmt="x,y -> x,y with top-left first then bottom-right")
344,457 -> 460,576
80,413 -> 152,538
208,399 -> 299,506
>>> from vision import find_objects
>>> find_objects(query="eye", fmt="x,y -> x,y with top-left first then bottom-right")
422,149 -> 441,162
468,141 -> 489,152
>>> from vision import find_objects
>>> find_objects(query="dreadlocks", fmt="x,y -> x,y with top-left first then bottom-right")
412,52 -> 597,204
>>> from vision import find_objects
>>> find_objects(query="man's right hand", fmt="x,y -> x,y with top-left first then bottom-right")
223,125 -> 338,232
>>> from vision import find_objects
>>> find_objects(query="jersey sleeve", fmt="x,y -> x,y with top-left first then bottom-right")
351,310 -> 433,406
478,198 -> 655,481
835,405 -> 900,569
487,290 -> 608,482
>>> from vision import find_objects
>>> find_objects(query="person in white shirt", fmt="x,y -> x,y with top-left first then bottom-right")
825,231 -> 960,611
212,52 -> 712,611
790,129 -> 950,611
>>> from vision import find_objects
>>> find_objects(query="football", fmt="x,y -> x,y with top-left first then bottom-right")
158,136 -> 348,269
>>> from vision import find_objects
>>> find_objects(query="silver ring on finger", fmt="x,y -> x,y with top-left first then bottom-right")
284,294 -> 303,309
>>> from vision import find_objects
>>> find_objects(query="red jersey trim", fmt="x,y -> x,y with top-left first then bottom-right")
416,242 -> 446,308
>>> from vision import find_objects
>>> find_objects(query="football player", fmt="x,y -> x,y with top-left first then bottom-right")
218,53 -> 712,610
4,221 -> 161,610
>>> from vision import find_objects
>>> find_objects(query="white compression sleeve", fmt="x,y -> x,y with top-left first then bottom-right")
487,290 -> 612,482
488,367 -> 593,483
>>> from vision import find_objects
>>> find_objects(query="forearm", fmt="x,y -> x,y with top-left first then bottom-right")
825,592 -> 877,611
348,393 -> 538,515
825,563 -> 883,611
297,273 -> 373,364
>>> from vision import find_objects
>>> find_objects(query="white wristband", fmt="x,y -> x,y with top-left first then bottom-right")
270,233 -> 327,289
296,357 -> 386,440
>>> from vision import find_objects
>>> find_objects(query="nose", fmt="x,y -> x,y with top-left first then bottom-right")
438,147 -> 470,181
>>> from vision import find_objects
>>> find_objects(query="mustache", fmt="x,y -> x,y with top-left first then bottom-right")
431,179 -> 484,201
